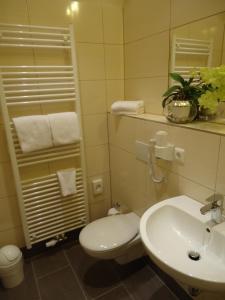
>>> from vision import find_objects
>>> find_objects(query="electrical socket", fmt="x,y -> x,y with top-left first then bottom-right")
174,147 -> 185,164
92,178 -> 103,195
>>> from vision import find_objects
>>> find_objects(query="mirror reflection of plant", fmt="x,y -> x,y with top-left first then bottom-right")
197,66 -> 225,113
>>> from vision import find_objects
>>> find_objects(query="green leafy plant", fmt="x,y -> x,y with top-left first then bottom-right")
197,66 -> 225,112
162,73 -> 203,108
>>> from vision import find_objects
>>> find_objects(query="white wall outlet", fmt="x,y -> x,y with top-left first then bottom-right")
174,147 -> 185,164
135,140 -> 149,162
92,178 -> 104,195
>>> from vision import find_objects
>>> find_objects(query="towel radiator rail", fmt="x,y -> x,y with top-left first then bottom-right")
170,36 -> 213,84
0,23 -> 71,49
0,23 -> 89,248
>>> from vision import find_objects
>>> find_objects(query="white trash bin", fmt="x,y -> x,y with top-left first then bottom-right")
0,245 -> 24,288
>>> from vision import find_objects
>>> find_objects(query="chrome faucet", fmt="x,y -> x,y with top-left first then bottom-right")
200,194 -> 224,224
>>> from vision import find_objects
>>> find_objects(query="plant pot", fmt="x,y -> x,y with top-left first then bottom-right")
198,107 -> 216,121
163,99 -> 198,124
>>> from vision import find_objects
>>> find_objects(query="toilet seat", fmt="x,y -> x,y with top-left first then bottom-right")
79,212 -> 140,253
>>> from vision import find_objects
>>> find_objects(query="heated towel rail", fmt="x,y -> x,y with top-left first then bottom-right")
170,36 -> 213,83
0,23 -> 89,248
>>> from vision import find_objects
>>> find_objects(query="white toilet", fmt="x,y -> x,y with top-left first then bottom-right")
79,212 -> 144,264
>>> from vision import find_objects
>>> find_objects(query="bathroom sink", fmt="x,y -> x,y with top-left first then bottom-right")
140,195 -> 225,291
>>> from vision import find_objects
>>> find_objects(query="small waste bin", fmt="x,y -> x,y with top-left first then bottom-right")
0,245 -> 24,288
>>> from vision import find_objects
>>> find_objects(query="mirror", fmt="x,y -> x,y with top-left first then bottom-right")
170,12 -> 225,125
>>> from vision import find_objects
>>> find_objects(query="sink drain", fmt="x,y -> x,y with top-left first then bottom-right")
188,251 -> 201,261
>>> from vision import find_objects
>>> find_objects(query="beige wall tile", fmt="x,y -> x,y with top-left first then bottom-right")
41,102 -> 74,115
124,0 -> 170,42
106,80 -> 124,111
0,48 -> 34,66
27,0 -> 70,26
125,31 -> 169,79
109,114 -> 147,153
167,126 -> 220,189
9,105 -> 42,119
105,45 -> 124,79
187,14 -> 225,52
102,1 -> 123,44
88,172 -> 111,204
32,49 -> 69,66
0,226 -> 25,247
0,0 -> 29,24
0,196 -> 22,231
109,114 -> 148,148
110,145 -> 146,214
0,125 -> 10,162
171,0 -> 225,28
80,80 -> 107,115
109,114 -> 139,153
77,43 -> 105,80
90,200 -> 108,221
143,120 -> 169,143
83,114 -> 108,146
73,0 -> 103,43
48,157 -> 79,171
145,170 -> 214,211
216,136 -> 225,195
0,163 -> 16,198
125,77 -> 168,114
21,164 -> 50,181
86,145 -> 109,176
109,115 -> 221,217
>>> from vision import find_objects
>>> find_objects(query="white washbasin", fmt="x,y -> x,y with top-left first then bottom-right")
140,195 -> 225,291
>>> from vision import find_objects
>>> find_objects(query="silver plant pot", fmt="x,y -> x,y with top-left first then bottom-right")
164,99 -> 197,124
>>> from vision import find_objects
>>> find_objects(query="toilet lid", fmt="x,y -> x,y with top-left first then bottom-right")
79,213 -> 139,252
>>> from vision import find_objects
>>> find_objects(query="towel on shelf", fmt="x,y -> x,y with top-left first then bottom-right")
57,168 -> 77,197
13,115 -> 53,153
48,112 -> 80,146
111,100 -> 144,115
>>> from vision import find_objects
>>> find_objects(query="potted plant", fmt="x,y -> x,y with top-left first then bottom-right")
162,73 -> 202,123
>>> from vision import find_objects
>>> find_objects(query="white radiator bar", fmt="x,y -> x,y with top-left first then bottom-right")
170,35 -> 213,86
0,23 -> 71,49
20,170 -> 86,244
0,23 -> 89,248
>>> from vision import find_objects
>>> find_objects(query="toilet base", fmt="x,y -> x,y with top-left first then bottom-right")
115,242 -> 145,265
81,235 -> 145,263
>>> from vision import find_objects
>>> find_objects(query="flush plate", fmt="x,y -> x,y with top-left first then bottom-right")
135,140 -> 148,162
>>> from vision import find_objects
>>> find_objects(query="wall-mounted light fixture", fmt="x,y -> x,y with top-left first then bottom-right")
66,0 -> 79,16
71,0 -> 79,12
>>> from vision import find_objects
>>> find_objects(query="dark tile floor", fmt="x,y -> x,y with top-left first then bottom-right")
0,243 -> 189,300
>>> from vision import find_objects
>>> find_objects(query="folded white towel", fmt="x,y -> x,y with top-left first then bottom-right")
57,168 -> 77,197
48,112 -> 80,146
13,115 -> 53,153
111,100 -> 144,115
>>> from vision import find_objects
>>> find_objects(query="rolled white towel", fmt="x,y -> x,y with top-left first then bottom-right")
13,115 -> 53,153
48,112 -> 80,146
57,168 -> 77,197
111,100 -> 144,115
